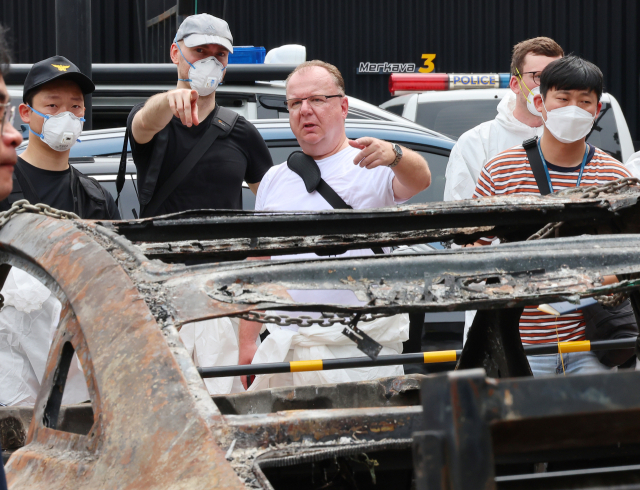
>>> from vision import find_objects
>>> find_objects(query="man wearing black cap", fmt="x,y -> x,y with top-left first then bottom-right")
0,55 -> 119,219
128,13 -> 272,217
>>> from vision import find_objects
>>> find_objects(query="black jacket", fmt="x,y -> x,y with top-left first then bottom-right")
0,160 -> 120,220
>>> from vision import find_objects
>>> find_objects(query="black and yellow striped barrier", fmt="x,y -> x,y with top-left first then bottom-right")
197,337 -> 636,379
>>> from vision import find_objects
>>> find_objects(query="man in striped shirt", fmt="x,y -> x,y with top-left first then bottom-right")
472,55 -> 631,376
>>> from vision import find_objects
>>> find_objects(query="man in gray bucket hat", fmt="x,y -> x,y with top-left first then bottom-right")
126,13 -> 272,217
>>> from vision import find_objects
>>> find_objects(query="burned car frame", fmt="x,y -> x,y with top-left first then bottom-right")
2,180 -> 640,489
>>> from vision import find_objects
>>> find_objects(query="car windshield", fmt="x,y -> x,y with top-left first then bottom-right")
416,99 -> 501,139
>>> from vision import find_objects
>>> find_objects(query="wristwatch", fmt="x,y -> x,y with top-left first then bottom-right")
388,143 -> 403,168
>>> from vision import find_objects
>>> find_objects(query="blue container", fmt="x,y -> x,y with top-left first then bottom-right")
228,46 -> 266,64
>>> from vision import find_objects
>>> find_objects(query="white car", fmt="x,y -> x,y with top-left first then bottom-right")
381,87 -> 635,163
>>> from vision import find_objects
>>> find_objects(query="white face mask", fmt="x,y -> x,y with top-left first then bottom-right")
541,98 -> 597,144
176,42 -> 225,96
515,71 -> 542,117
28,105 -> 84,152
526,87 -> 542,116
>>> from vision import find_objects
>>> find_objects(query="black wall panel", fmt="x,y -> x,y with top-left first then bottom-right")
2,0 -> 639,145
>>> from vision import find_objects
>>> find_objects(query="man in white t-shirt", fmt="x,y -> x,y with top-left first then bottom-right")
238,60 -> 431,390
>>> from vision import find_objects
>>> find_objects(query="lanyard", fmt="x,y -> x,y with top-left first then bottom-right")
537,139 -> 589,193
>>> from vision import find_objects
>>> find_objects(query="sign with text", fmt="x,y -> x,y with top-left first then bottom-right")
357,62 -> 417,74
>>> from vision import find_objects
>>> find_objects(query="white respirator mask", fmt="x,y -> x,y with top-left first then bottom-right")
176,41 -> 225,96
526,87 -> 542,116
541,98 -> 597,144
515,70 -> 542,117
28,105 -> 84,152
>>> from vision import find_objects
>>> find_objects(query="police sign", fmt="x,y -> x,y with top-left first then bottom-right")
449,74 -> 501,89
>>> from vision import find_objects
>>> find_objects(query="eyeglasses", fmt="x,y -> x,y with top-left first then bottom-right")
1,102 -> 16,135
520,71 -> 542,85
285,94 -> 343,111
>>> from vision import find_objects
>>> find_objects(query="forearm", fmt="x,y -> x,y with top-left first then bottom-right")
239,319 -> 262,348
132,93 -> 175,144
392,147 -> 431,200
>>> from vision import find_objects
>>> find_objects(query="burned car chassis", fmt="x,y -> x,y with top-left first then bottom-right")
2,186 -> 640,489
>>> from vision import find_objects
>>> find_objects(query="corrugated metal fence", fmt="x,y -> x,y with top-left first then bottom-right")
2,0 -> 639,145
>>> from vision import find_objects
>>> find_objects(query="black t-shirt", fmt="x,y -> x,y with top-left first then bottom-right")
18,157 -> 75,211
127,103 -> 273,215
13,157 -> 120,219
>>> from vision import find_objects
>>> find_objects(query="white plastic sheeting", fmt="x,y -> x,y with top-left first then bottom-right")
0,268 -> 88,406
248,313 -> 409,391
179,317 -> 245,395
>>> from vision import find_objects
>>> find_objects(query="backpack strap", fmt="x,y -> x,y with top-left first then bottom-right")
523,136 -> 551,196
115,126 -> 129,206
287,151 -> 384,255
140,105 -> 239,218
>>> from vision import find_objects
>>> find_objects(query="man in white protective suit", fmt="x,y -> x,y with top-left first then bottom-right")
444,37 -> 564,201
237,60 -> 432,390
442,37 -> 563,343
626,150 -> 640,179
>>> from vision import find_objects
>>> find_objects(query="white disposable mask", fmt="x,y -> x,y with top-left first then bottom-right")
28,105 -> 84,152
515,70 -> 542,117
526,87 -> 542,116
176,42 -> 225,96
541,98 -> 597,144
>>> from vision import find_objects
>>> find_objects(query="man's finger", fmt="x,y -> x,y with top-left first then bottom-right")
365,158 -> 385,169
191,90 -> 200,126
348,139 -> 366,150
354,137 -> 376,148
181,92 -> 193,126
353,145 -> 377,165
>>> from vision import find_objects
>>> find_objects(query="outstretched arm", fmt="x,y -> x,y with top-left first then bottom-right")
349,138 -> 431,201
132,89 -> 200,144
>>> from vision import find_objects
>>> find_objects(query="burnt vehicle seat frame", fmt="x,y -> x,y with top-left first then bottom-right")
2,183 -> 640,488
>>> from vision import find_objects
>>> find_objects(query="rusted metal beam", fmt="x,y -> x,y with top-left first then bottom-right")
0,214 -> 243,490
147,234 -> 640,325
110,189 -> 640,248
456,307 -> 531,378
416,368 -> 640,489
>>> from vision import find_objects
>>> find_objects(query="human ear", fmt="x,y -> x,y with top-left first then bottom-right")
170,43 -> 180,65
534,94 -> 544,114
18,103 -> 31,124
509,75 -> 521,95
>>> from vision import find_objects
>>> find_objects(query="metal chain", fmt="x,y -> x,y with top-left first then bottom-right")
0,199 -> 79,227
594,292 -> 628,308
236,310 -> 392,327
527,178 -> 640,305
527,178 -> 640,241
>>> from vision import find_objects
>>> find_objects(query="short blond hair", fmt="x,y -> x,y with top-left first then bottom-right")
285,60 -> 346,95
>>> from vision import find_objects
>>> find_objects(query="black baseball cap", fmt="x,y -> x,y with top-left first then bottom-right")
23,55 -> 95,103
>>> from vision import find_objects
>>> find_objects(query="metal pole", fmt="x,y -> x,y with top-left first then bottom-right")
197,337 -> 638,379
55,0 -> 92,130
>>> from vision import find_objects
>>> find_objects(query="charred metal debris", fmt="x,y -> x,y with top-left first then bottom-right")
2,182 -> 640,488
